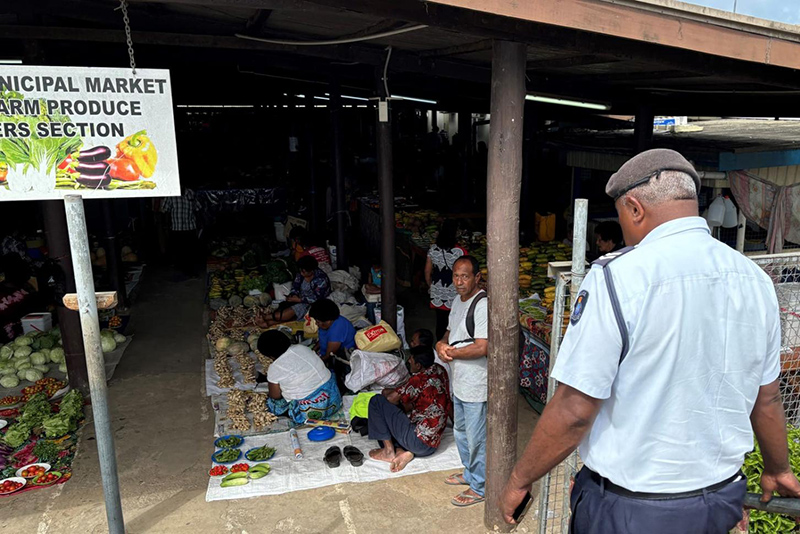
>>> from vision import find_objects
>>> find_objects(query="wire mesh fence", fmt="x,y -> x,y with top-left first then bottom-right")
751,252 -> 800,423
536,271 -> 581,534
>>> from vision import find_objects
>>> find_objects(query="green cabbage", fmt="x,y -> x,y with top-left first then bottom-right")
33,364 -> 49,374
0,365 -> 17,376
16,370 -> 26,381
24,369 -> 44,382
14,346 -> 32,359
40,348 -> 51,359
30,352 -> 47,365
58,362 -> 67,374
49,348 -> 65,364
0,345 -> 12,359
38,336 -> 55,350
112,332 -> 126,343
14,360 -> 32,370
3,422 -> 31,448
0,375 -> 19,388
14,336 -> 33,347
100,331 -> 117,353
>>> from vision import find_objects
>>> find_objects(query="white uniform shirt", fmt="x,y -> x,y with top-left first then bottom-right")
551,216 -> 780,493
448,290 -> 488,403
267,345 -> 331,401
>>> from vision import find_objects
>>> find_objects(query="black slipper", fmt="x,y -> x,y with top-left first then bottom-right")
324,446 -> 342,468
343,446 -> 364,467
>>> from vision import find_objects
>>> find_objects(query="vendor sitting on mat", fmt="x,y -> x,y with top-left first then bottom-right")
257,255 -> 331,328
368,345 -> 451,472
309,298 -> 357,362
258,330 -> 342,425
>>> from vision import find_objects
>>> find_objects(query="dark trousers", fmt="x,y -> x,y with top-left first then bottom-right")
570,467 -> 746,534
435,308 -> 450,341
171,230 -> 198,276
368,395 -> 436,457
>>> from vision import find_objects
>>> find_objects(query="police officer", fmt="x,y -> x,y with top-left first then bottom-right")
499,149 -> 800,532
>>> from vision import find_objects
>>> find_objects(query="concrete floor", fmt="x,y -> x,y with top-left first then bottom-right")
0,269 -> 541,534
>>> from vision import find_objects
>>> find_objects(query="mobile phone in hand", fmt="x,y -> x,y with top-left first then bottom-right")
513,491 -> 533,523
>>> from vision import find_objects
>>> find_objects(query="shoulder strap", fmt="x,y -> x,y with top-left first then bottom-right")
449,291 -> 487,347
466,291 -> 487,339
591,246 -> 634,365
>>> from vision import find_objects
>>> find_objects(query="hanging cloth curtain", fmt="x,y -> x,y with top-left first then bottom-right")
728,171 -> 800,253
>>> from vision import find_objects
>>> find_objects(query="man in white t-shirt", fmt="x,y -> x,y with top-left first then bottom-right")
258,330 -> 342,424
435,255 -> 488,508
499,149 -> 800,532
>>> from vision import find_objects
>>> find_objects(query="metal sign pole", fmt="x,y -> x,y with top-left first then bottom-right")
64,195 -> 124,534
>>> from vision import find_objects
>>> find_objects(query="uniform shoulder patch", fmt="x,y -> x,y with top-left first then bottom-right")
571,290 -> 589,325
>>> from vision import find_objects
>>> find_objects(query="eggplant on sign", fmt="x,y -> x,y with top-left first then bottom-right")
0,66 -> 180,201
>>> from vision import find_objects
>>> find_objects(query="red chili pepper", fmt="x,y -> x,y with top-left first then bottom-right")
107,156 -> 141,182
58,156 -> 73,170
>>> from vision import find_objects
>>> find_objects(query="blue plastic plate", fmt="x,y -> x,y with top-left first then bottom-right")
214,435 -> 244,449
211,448 -> 242,464
245,447 -> 276,462
307,426 -> 335,442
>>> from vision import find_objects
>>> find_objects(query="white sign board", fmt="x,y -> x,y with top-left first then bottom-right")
0,66 -> 180,200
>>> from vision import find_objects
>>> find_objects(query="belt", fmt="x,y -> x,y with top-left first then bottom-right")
587,469 -> 743,501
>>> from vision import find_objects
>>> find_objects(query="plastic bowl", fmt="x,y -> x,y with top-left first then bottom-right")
0,477 -> 26,495
245,447 -> 276,462
16,463 -> 51,479
214,435 -> 244,449
211,448 -> 242,465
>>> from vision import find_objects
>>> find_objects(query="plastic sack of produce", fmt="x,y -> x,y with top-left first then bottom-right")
374,305 -> 408,348
345,351 -> 409,392
303,313 -> 318,337
535,212 -> 556,242
355,321 -> 401,352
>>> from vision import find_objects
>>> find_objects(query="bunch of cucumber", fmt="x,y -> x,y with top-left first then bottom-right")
220,463 -> 271,488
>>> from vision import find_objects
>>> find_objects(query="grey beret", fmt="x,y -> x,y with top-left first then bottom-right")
606,148 -> 700,199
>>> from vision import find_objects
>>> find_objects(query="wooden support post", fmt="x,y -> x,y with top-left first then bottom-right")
329,81 -> 348,269
484,39 -> 526,532
42,200 -> 90,396
376,85 -> 397,330
634,103 -> 654,153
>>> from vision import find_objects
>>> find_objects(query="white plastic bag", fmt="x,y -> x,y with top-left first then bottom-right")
273,282 -> 292,303
345,350 -> 409,392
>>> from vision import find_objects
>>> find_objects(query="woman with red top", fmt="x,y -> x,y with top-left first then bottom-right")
425,219 -> 466,340
367,345 -> 452,472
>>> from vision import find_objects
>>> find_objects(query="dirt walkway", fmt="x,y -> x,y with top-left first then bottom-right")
0,269 -> 542,534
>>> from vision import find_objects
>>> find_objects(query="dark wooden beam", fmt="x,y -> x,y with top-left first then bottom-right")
526,54 -> 621,71
244,9 -> 273,35
299,0 -> 800,89
0,25 -> 490,84
565,69 -> 702,84
419,38 -> 493,58
338,19 -> 409,40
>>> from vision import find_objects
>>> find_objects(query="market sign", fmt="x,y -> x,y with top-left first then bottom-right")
0,66 -> 180,201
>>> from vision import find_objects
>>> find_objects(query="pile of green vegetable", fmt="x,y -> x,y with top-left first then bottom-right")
1,389 -> 84,448
245,445 -> 276,462
743,425 -> 800,533
0,330 -> 68,388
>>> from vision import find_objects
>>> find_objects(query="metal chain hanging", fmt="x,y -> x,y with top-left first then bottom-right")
118,0 -> 137,74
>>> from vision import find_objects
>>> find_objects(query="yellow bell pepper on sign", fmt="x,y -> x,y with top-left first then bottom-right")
117,130 -> 158,178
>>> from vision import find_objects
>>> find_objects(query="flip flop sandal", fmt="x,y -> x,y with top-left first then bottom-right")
445,473 -> 469,486
342,446 -> 364,467
451,491 -> 485,507
324,446 -> 342,468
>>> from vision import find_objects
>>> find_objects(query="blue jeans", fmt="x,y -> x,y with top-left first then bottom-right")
453,396 -> 486,497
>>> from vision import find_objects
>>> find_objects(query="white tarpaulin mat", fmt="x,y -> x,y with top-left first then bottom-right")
204,356 -> 271,397
205,398 -> 462,501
